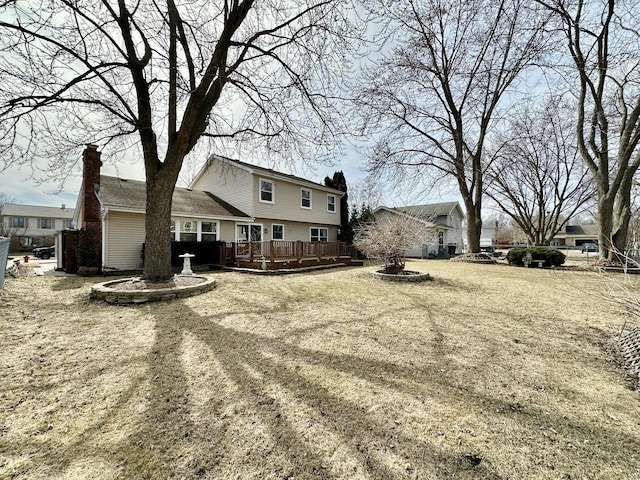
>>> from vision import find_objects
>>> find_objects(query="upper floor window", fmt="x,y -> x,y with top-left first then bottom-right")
260,179 -> 274,203
38,218 -> 52,229
327,194 -> 336,213
201,221 -> 217,242
301,188 -> 312,209
11,217 -> 26,228
310,227 -> 328,242
65,219 -> 73,229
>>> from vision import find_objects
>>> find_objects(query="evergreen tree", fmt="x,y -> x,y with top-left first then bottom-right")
324,171 -> 353,243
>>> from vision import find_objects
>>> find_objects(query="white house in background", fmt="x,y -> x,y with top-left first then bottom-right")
72,146 -> 344,271
480,225 -> 497,246
373,202 -> 465,258
1,203 -> 74,251
551,224 -> 599,247
189,154 -> 343,244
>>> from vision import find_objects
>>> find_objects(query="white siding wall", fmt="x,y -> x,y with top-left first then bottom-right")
252,177 -> 340,225
105,211 -> 146,270
191,158 -> 253,215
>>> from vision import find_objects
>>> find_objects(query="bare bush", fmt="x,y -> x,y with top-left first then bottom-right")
354,213 -> 436,274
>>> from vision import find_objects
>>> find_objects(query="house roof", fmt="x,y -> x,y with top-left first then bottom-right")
97,176 -> 251,219
191,154 -> 344,195
565,224 -> 598,236
2,203 -> 74,219
393,201 -> 464,219
553,223 -> 599,239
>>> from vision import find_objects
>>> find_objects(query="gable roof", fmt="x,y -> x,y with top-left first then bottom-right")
373,202 -> 464,229
190,154 -> 344,195
553,223 -> 599,239
97,175 -> 251,219
2,203 -> 74,219
393,201 -> 464,219
565,224 -> 598,236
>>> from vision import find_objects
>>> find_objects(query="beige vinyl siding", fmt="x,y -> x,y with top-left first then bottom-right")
254,219 -> 338,242
105,211 -> 146,270
252,177 -> 340,225
191,158 -> 253,215
218,221 -> 235,242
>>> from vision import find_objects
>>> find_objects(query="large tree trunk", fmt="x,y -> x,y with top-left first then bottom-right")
142,171 -> 178,281
611,172 -> 634,259
463,197 -> 482,253
596,190 -> 615,261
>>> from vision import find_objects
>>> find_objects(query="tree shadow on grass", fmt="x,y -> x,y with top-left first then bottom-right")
4,293 -> 640,479
112,300 -> 639,479
111,302 -> 504,480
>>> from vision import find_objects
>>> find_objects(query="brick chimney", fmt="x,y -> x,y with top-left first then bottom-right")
82,144 -> 102,232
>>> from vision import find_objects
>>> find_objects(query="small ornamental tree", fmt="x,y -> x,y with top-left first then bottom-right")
354,213 -> 436,274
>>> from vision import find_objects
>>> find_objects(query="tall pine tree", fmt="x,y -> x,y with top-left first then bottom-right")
324,171 -> 353,243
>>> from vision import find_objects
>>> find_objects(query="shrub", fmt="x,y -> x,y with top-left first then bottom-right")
506,247 -> 566,267
170,241 -> 225,266
354,213 -> 436,274
142,241 -> 225,267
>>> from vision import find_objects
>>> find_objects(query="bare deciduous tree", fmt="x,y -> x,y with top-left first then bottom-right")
354,0 -> 551,253
0,193 -> 17,237
486,95 -> 594,245
536,0 -> 640,261
354,211 -> 436,273
0,0 -> 364,280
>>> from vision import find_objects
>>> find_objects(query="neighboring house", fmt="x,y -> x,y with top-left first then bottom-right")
1,203 -> 74,251
551,224 -> 599,247
373,202 -> 465,258
480,225 -> 497,247
72,146 -> 345,271
189,154 -> 343,244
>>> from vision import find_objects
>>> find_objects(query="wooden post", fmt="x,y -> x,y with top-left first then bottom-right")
296,241 -> 302,262
270,240 -> 275,262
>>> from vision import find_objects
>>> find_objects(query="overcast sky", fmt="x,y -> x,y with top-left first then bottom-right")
0,143 -> 405,209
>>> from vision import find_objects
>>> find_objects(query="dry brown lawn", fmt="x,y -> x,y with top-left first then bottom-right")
1,260 -> 640,479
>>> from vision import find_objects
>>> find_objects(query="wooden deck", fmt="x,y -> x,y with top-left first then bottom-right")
220,241 -> 358,270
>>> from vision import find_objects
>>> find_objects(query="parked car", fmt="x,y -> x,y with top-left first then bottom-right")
480,245 -> 501,257
32,246 -> 55,259
581,242 -> 598,253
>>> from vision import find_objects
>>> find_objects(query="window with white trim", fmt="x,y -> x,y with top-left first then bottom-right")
301,188 -> 312,209
327,194 -> 336,213
38,218 -> 52,229
11,217 -> 26,228
259,179 -> 274,203
181,220 -> 197,242
170,220 -> 177,240
65,219 -> 73,229
310,227 -> 328,242
201,221 -> 217,242
272,224 -> 284,240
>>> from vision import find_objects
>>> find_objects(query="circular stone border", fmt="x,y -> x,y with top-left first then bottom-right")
90,275 -> 217,304
372,270 -> 431,282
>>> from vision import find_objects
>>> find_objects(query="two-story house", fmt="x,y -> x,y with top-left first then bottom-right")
1,203 -> 74,251
71,146 -> 345,271
189,155 -> 343,244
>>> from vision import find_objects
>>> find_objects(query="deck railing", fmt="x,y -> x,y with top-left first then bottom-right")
220,240 -> 354,265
